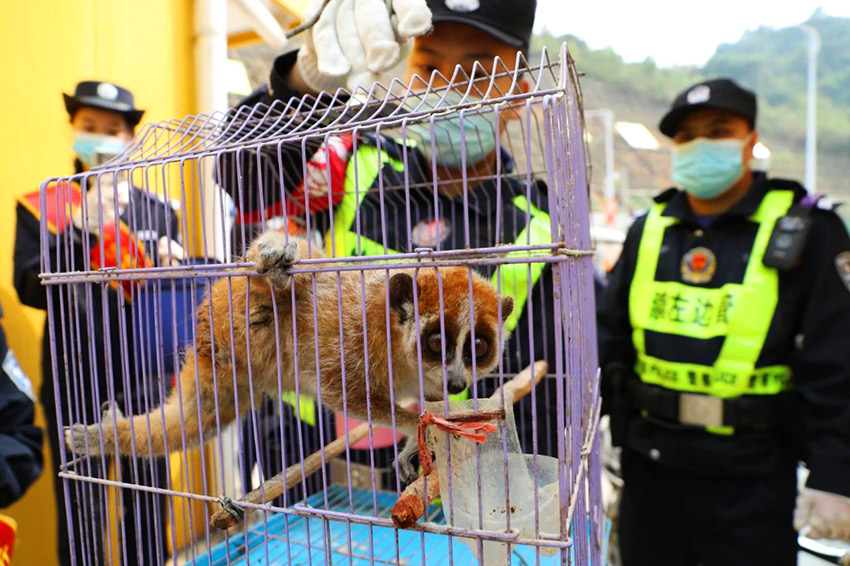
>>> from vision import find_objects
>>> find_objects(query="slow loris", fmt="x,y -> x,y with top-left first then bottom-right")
66,231 -> 513,482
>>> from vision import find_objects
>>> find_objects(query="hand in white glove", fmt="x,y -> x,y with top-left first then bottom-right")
794,488 -> 850,540
295,0 -> 432,93
157,236 -> 185,267
71,179 -> 131,236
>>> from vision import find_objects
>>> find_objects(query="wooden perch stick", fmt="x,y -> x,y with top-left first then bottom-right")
211,361 -> 548,530
391,360 -> 548,528
210,418 -> 373,530
391,465 -> 442,528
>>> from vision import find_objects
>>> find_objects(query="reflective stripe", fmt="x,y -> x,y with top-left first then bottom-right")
281,391 -> 316,426
325,145 -> 404,258
629,190 -> 795,407
493,195 -> 551,332
289,147 -> 403,424
715,191 -> 792,382
636,354 -> 793,397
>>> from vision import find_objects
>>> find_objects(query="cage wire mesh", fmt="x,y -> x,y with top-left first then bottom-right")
39,43 -> 602,566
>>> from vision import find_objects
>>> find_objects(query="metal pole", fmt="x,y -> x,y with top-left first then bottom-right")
585,109 -> 616,225
195,0 -> 231,262
800,24 -> 820,193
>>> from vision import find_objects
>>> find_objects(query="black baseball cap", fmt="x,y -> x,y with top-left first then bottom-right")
659,78 -> 757,138
63,80 -> 145,127
426,0 -> 537,48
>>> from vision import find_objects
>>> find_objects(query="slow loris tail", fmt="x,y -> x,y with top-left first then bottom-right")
65,358 -> 231,458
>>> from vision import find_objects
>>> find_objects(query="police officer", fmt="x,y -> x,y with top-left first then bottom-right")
0,301 -> 43,565
0,302 -> 43,509
221,0 -> 561,491
598,78 -> 850,565
13,81 -> 179,566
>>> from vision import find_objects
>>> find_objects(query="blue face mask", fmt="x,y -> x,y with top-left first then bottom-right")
404,91 -> 497,168
72,132 -> 129,167
672,136 -> 751,199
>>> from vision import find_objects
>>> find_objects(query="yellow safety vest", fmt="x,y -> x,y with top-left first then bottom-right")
628,190 -> 795,433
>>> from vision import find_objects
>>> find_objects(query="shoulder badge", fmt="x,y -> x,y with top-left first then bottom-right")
836,251 -> 850,293
816,197 -> 837,211
681,246 -> 716,284
3,350 -> 36,403
412,218 -> 451,249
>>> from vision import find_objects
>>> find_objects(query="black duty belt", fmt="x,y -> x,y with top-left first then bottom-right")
630,381 -> 784,430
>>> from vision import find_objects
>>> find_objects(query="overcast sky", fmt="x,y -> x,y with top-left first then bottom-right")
534,1 -> 850,67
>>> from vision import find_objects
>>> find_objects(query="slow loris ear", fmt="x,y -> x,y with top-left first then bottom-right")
389,273 -> 415,324
500,296 -> 514,322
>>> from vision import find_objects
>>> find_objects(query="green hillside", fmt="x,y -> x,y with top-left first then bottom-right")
705,9 -> 850,156
533,11 -> 850,198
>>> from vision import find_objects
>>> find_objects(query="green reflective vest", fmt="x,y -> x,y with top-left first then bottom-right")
628,189 -> 795,433
324,144 -> 552,334
284,143 -> 551,414
286,144 -> 551,421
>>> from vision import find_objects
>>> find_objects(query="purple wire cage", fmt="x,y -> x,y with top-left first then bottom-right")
39,43 -> 602,565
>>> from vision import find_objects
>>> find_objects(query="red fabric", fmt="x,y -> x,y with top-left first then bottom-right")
19,181 -> 81,234
417,410 -> 503,477
84,221 -> 152,301
20,182 -> 152,301
289,133 -> 352,214
0,514 -> 16,566
236,133 -> 354,225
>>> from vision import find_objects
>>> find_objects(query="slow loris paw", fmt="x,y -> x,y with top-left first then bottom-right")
255,239 -> 299,289
395,440 -> 422,485
65,423 -> 103,456
65,402 -> 124,456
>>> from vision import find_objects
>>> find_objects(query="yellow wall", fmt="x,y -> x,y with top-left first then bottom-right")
0,2 -> 195,564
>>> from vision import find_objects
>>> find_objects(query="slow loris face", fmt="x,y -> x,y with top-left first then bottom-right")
388,268 -> 513,402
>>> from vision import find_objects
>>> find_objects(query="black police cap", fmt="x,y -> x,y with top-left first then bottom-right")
426,0 -> 537,48
659,78 -> 757,138
63,81 -> 145,127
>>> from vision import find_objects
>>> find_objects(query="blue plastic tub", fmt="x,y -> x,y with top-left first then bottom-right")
184,485 -> 605,566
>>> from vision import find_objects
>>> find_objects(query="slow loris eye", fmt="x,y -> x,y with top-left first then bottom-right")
473,338 -> 489,359
463,336 -> 490,362
475,338 -> 490,360
425,332 -> 443,356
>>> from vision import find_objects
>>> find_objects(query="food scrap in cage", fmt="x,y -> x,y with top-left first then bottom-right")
65,231 -> 514,483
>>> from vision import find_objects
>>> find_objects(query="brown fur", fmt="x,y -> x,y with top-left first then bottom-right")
66,232 -> 513,466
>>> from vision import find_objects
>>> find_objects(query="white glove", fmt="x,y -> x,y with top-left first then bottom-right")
157,236 -> 185,267
71,179 -> 131,236
794,488 -> 850,540
296,0 -> 432,93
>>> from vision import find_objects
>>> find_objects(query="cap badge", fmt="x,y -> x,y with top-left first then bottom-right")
97,82 -> 119,101
681,246 -> 716,284
445,0 -> 480,12
686,85 -> 711,105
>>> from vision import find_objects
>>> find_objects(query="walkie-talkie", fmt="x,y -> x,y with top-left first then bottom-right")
763,205 -> 812,270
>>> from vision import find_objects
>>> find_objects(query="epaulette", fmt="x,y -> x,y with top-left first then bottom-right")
800,193 -> 841,212
768,178 -> 841,212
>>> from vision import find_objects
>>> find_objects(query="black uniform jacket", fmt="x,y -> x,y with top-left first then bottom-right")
218,51 -> 569,455
598,176 -> 850,496
0,304 -> 43,508
14,183 -> 180,422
